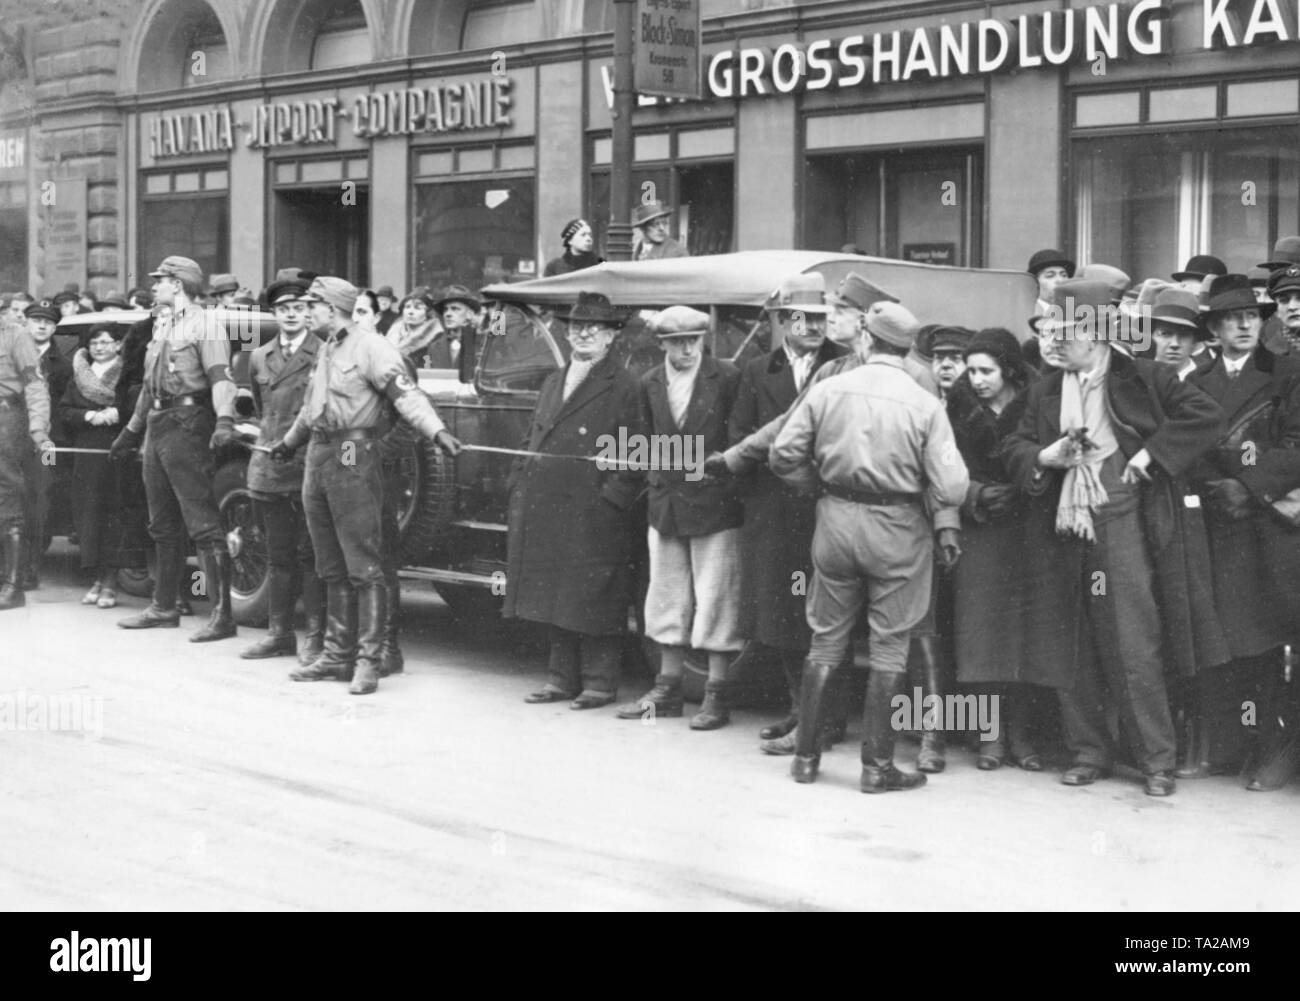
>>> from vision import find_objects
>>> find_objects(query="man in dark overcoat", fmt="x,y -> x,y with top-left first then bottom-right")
1003,280 -> 1224,797
1189,272 -> 1300,791
513,292 -> 646,710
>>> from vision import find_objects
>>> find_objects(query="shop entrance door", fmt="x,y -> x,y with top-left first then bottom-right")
273,186 -> 370,285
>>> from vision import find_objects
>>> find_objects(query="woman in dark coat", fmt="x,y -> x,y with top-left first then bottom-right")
58,325 -> 126,607
947,329 -> 1042,769
543,218 -> 603,277
509,292 -> 646,709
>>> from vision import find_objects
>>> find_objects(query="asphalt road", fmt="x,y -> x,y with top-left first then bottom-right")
3,543 -> 1298,911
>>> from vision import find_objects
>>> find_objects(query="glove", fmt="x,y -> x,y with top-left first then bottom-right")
268,438 -> 298,464
32,433 -> 53,457
433,429 -> 463,457
702,452 -> 730,478
109,427 -> 142,462
1204,478 -> 1253,522
209,415 -> 236,451
936,527 -> 962,571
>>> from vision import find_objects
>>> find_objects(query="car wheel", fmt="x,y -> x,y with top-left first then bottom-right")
214,460 -> 270,627
381,423 -> 456,565
116,565 -> 154,599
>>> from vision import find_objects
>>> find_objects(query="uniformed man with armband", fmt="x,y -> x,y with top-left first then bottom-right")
268,277 -> 462,695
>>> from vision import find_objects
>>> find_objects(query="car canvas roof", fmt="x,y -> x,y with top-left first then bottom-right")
481,250 -> 1039,337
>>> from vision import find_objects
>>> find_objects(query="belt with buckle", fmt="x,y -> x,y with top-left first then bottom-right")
820,481 -> 921,506
152,393 -> 206,411
310,427 -> 378,445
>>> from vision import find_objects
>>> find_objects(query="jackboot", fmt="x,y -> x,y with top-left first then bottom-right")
240,567 -> 297,659
616,673 -> 683,718
690,680 -> 730,730
297,569 -> 325,667
759,647 -> 801,740
292,580 -> 357,681
0,526 -> 24,611
190,547 -> 237,643
378,577 -> 404,677
791,659 -> 836,783
910,635 -> 947,774
861,671 -> 928,793
118,543 -> 183,628
348,583 -> 385,695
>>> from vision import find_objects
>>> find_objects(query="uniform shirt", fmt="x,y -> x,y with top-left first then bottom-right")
0,325 -> 51,437
770,355 -> 969,514
139,304 -> 232,404
287,325 -> 446,442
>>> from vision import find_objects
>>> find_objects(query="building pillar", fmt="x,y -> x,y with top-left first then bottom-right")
537,60 -> 585,271
369,136 -> 408,287
735,97 -> 795,250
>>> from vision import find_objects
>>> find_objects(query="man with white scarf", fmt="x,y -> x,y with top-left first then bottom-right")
1003,279 -> 1223,797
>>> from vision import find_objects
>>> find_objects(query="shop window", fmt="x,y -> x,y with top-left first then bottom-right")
414,176 -> 536,288
1073,129 -> 1300,280
804,148 -> 983,266
139,168 -> 229,283
271,158 -> 369,285
590,161 -> 734,257
0,184 -> 26,291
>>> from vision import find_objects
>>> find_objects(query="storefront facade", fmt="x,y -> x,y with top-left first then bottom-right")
9,0 -> 1300,297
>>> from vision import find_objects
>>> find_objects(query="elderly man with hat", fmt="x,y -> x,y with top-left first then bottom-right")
633,200 -> 688,261
1186,273 -> 1300,790
0,301 -> 54,609
1028,249 -> 1075,317
1003,279 -> 1224,796
512,292 -> 647,710
236,276 -> 325,662
430,284 -> 483,370
615,306 -> 744,728
108,255 -> 241,641
267,277 -> 460,694
770,300 -> 969,792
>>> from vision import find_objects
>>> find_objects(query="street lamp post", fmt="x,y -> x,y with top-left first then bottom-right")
607,0 -> 636,262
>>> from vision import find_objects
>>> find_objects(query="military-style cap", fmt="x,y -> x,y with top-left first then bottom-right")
209,273 -> 240,295
264,278 -> 311,307
864,302 -> 920,349
929,326 -> 974,353
651,306 -> 710,339
1267,265 -> 1300,300
828,272 -> 899,312
149,255 -> 205,288
300,276 -> 360,314
25,299 -> 60,323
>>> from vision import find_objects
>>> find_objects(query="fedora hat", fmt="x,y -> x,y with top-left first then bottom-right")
1027,248 -> 1075,278
1200,274 -> 1276,324
208,273 -> 240,295
1149,287 -> 1202,333
827,272 -> 899,312
766,273 -> 832,315
651,305 -> 710,339
1258,236 -> 1300,271
433,284 -> 483,313
1172,254 -> 1227,283
1077,263 -> 1131,306
1033,279 -> 1116,337
566,291 -> 626,328
1267,265 -> 1300,300
632,200 -> 672,228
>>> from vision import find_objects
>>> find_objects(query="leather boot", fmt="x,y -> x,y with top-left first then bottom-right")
119,543 -> 183,628
297,569 -> 325,667
0,526 -> 24,611
378,577 -> 404,677
348,583 -> 385,695
1246,654 -> 1298,791
176,569 -> 194,616
861,671 -> 927,793
791,659 -> 836,783
240,567 -> 296,659
293,580 -> 357,681
190,547 -> 237,642
910,636 -> 947,774
690,680 -> 730,730
759,647 -> 801,740
616,673 -> 683,718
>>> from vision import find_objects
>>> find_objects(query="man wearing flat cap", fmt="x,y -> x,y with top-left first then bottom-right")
269,276 -> 461,695
615,306 -> 743,729
110,255 -> 241,641
238,277 -> 325,664
633,200 -> 688,261
19,297 -> 72,590
771,300 -> 970,793
0,302 -> 53,609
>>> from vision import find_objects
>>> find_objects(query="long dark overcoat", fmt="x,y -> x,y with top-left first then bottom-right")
1190,344 -> 1300,658
727,340 -> 847,651
248,333 -> 320,495
1001,350 -> 1229,687
504,353 -> 646,635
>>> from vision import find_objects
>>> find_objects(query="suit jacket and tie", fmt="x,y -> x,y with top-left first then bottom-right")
504,352 -> 646,636
247,333 -> 321,495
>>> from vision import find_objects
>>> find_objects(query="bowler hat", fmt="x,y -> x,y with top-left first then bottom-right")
434,284 -> 483,313
301,276 -> 360,315
632,200 -> 672,228
766,273 -> 832,316
209,273 -> 240,295
264,279 -> 309,307
1034,279 -> 1116,337
1201,274 -> 1276,323
24,299 -> 60,323
1258,236 -> 1300,271
1027,248 -> 1076,278
1172,254 -> 1227,283
1077,263 -> 1131,305
566,291 -> 626,328
1267,265 -> 1300,300
375,285 -> 395,299
864,301 -> 920,349
827,271 -> 899,312
651,305 -> 710,339
149,255 -> 205,289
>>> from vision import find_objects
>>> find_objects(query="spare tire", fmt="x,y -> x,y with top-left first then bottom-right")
214,459 -> 270,627
381,422 -> 456,565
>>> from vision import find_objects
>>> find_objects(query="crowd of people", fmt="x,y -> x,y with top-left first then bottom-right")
2,216 -> 1299,800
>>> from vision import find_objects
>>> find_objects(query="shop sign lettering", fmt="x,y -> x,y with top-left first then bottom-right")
148,108 -> 236,158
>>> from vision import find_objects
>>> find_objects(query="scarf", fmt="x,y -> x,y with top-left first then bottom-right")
563,351 -> 606,401
385,317 -> 441,361
72,348 -> 121,407
1056,349 -> 1118,542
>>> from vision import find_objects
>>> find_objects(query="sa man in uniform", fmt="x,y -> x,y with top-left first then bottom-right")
110,256 -> 240,642
269,277 -> 461,695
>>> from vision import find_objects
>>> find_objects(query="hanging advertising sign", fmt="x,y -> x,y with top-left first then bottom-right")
635,0 -> 701,99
